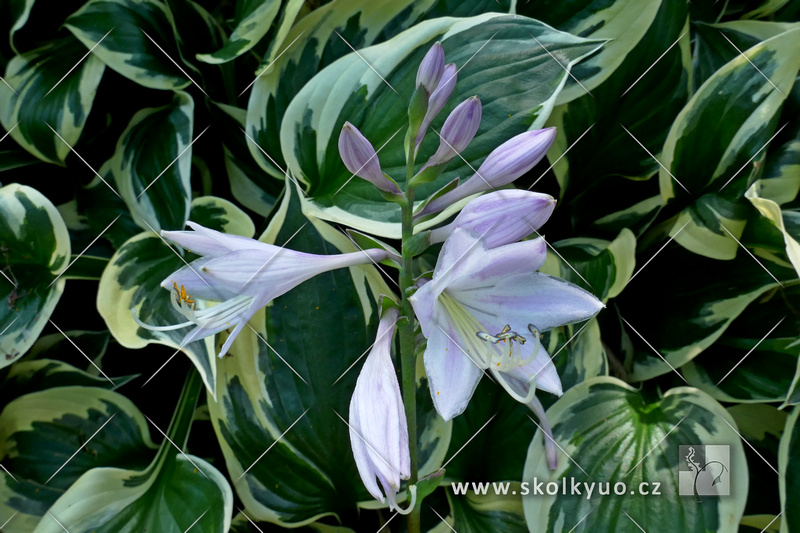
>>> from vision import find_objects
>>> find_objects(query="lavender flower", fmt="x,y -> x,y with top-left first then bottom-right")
429,190 -> 555,249
414,63 -> 457,155
424,96 -> 482,167
408,228 -> 603,421
132,222 -> 390,357
416,42 -> 444,94
417,127 -> 556,217
338,122 -> 401,194
349,307 -> 415,513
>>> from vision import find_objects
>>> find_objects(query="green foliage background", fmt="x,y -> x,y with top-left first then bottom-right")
1,0 -> 799,531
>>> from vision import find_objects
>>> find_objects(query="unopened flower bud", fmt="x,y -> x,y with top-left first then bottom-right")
416,42 -> 444,94
338,122 -> 401,194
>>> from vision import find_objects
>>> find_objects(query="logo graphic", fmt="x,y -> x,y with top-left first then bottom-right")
679,445 -> 730,500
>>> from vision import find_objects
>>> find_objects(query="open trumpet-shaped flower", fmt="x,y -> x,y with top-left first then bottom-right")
409,228 -> 603,421
132,222 -> 390,358
349,307 -> 415,513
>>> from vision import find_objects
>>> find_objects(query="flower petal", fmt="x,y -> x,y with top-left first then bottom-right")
423,317 -> 483,421
504,339 -> 562,396
162,222 -> 264,256
459,272 -> 604,332
446,236 -> 548,291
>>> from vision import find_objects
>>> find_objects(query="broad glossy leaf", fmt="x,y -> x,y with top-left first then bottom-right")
208,183 -> 437,526
0,35 -> 105,164
0,184 -> 70,369
660,28 -> 800,259
97,196 -> 255,399
523,377 -> 748,532
282,14 -> 603,237
444,484 -> 527,533
31,371 -> 232,533
196,0 -> 281,64
0,387 -> 157,533
110,91 -> 194,233
65,0 -> 191,90
3,0 -> 34,54
517,0 -> 662,105
779,406 -> 800,533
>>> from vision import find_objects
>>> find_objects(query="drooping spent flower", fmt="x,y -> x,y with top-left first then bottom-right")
132,222 -> 391,358
416,42 -> 444,94
429,190 -> 555,249
417,127 -> 557,217
338,122 -> 401,194
349,307 -> 416,513
409,228 -> 603,421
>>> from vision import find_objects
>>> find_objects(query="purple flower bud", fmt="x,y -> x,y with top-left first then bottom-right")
338,122 -> 401,194
418,127 -> 556,216
416,42 -> 444,94
414,63 -> 457,155
426,96 -> 481,166
429,190 -> 555,248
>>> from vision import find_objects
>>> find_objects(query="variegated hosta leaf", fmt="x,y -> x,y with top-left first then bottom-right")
622,246 -> 794,382
110,91 -> 194,233
230,514 -> 357,533
779,406 -> 800,533
544,0 -> 690,229
282,14 -> 603,237
196,0 -> 281,64
3,0 -> 35,54
523,377 -> 748,532
31,371 -> 232,533
0,184 -> 70,369
208,183 -> 426,526
538,228 -> 637,303
97,196 -> 255,399
0,35 -> 105,164
746,170 -> 800,278
0,387 -> 157,533
246,0 -> 459,179
443,483 -> 527,533
65,0 -> 191,90
517,0 -> 662,105
660,28 -> 800,260
693,20 -> 800,89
